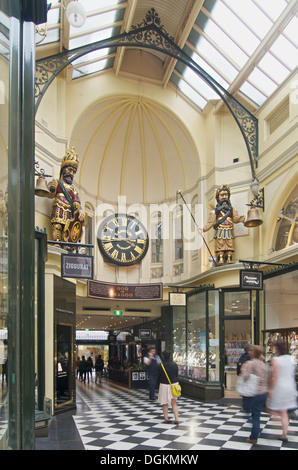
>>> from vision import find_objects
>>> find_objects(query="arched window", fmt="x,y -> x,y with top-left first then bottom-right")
151,211 -> 163,263
274,185 -> 298,251
85,202 -> 94,254
174,205 -> 183,261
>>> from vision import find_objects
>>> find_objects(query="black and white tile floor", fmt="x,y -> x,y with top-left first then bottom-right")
73,379 -> 298,451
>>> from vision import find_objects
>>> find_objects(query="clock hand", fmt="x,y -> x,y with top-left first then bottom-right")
102,237 -> 137,242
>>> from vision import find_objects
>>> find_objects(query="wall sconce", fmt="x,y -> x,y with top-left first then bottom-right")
66,0 -> 86,28
244,178 -> 265,228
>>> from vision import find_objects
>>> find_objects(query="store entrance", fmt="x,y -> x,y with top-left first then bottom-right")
224,318 -> 251,393
223,291 -> 252,395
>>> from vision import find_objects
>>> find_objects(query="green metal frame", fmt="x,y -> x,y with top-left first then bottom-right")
35,8 -> 259,178
8,16 -> 36,450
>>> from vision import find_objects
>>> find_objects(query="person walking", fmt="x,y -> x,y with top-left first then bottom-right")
79,355 -> 87,383
95,355 -> 104,384
241,345 -> 269,445
86,356 -> 94,383
144,347 -> 161,400
157,350 -> 179,424
237,344 -> 251,412
266,340 -> 297,442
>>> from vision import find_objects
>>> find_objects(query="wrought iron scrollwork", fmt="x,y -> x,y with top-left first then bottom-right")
35,8 -> 258,173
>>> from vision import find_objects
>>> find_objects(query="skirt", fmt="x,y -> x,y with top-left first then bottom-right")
158,383 -> 179,405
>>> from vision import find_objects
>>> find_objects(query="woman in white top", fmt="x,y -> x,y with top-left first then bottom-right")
266,340 -> 297,442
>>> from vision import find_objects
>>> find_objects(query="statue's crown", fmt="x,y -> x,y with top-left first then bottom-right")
60,147 -> 79,170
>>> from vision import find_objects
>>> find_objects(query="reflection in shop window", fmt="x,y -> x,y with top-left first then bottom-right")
173,307 -> 186,376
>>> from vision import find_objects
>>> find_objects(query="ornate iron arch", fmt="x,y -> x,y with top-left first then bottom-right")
35,8 -> 258,177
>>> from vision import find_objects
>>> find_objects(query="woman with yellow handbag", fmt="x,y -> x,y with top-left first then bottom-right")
158,350 -> 180,425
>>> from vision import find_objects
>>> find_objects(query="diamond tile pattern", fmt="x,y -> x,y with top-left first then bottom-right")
73,380 -> 298,451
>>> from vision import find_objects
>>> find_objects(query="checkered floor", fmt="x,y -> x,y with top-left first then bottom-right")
73,379 -> 298,451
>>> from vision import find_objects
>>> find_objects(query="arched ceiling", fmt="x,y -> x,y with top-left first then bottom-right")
71,94 -> 199,204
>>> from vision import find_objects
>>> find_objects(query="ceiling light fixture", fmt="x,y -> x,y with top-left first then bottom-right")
66,0 -> 86,28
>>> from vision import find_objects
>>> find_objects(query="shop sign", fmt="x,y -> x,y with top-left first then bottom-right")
61,254 -> 93,279
169,292 -> 186,306
88,279 -> 163,301
240,270 -> 263,290
139,328 -> 152,339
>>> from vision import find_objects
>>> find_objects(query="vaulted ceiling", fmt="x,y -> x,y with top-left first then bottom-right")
35,0 -> 297,204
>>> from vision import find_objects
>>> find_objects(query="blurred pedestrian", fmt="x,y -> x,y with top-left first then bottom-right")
266,340 -> 297,442
237,344 -> 251,413
241,345 -> 269,445
144,347 -> 161,400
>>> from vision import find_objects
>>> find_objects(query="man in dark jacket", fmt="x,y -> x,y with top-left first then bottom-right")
144,348 -> 161,400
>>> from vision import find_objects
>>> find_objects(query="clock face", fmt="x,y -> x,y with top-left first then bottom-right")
97,213 -> 149,266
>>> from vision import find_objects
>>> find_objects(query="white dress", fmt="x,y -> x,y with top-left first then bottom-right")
267,355 -> 297,411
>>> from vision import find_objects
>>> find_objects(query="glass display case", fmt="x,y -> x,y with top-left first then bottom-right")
172,289 -> 220,384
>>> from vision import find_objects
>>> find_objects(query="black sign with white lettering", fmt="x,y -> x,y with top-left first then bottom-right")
61,254 -> 93,279
240,270 -> 263,290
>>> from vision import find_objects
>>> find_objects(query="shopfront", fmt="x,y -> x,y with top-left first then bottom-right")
171,286 -> 260,401
261,265 -> 298,381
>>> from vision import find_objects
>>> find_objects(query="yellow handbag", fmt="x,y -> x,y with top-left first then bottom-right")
161,363 -> 181,397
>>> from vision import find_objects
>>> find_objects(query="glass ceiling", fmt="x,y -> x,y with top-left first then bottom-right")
36,0 -> 298,111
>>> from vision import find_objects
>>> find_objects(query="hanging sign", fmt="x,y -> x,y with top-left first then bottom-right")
240,270 -> 263,290
61,253 -> 93,279
169,292 -> 186,306
88,280 -> 162,301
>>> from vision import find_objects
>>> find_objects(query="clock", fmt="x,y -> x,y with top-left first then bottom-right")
97,213 -> 149,266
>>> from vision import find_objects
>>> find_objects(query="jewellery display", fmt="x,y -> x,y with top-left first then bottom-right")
225,339 -> 250,371
263,328 -> 298,365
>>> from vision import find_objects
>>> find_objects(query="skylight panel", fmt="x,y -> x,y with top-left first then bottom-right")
178,80 -> 208,109
258,53 -> 291,84
194,36 -> 241,81
69,10 -> 117,37
191,52 -> 230,89
183,68 -> 220,101
200,16 -> 249,68
283,16 -> 298,47
73,60 -> 108,79
252,0 -> 288,22
246,68 -> 279,96
72,49 -> 109,65
207,1 -> 260,55
269,35 -> 298,70
69,27 -> 114,49
240,82 -> 267,106
224,0 -> 273,37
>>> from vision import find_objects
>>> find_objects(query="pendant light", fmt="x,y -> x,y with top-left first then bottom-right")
66,1 -> 86,28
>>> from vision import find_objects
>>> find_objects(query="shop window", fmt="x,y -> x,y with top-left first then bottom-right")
187,292 -> 207,381
173,289 -> 220,384
274,185 -> 298,251
173,307 -> 186,377
262,269 -> 298,372
208,290 -> 220,381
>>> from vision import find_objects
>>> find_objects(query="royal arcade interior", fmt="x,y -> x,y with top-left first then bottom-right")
0,0 -> 297,450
